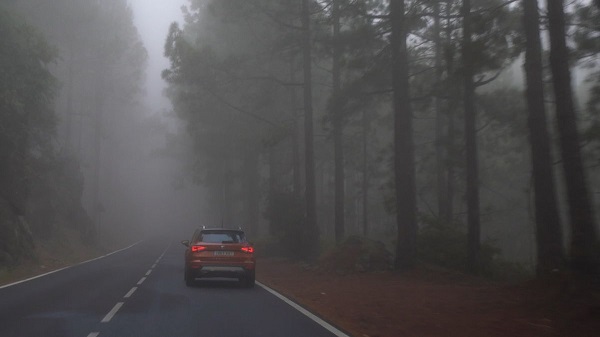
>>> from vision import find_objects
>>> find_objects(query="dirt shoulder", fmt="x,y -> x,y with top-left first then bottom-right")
256,257 -> 600,337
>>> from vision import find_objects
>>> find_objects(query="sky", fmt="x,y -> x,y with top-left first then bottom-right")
128,0 -> 188,113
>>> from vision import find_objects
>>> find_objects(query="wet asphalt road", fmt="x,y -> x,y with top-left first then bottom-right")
0,237 -> 346,337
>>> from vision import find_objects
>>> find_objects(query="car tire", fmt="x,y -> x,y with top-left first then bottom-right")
184,268 -> 195,287
245,270 -> 255,288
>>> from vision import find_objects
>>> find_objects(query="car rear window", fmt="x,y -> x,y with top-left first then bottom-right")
200,231 -> 246,243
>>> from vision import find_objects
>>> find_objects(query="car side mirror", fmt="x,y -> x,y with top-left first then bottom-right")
181,240 -> 190,247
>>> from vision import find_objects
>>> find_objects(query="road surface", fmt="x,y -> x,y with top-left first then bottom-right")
0,237 -> 347,337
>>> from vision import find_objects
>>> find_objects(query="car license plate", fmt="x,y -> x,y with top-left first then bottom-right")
214,251 -> 234,256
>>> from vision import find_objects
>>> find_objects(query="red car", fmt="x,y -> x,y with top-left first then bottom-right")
181,228 -> 256,287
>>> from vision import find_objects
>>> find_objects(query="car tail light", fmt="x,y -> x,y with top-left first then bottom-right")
241,246 -> 254,254
191,245 -> 206,252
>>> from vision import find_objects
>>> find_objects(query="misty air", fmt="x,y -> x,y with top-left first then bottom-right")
1,1 -> 599,336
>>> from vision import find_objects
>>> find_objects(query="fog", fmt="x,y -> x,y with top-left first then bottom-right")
128,0 -> 187,112
0,0 -> 599,278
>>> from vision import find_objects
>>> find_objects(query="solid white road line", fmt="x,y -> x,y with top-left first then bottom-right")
257,281 -> 351,337
0,241 -> 143,290
101,302 -> 124,323
124,287 -> 137,298
137,277 -> 146,285
86,333 -> 100,337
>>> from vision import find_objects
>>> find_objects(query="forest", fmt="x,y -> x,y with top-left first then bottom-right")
1,0 -> 599,279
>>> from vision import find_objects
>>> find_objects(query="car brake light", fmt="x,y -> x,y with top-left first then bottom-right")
241,246 -> 254,254
191,245 -> 206,252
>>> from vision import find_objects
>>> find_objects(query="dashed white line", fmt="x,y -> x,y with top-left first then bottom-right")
124,287 -> 137,298
101,302 -> 124,323
86,333 -> 100,337
145,270 -> 152,276
137,277 -> 146,285
152,263 -> 157,269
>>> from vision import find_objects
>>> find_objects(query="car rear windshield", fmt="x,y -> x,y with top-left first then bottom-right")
200,231 -> 246,244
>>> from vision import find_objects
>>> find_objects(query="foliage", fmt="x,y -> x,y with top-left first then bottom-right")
318,235 -> 392,273
417,214 -> 501,275
0,7 -> 57,265
264,191 -> 306,259
0,7 -> 57,210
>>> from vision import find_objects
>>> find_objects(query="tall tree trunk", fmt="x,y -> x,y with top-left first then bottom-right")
390,0 -> 418,270
92,86 -> 104,241
289,57 -> 302,197
444,0 -> 456,225
362,110 -> 370,237
243,149 -> 260,238
462,0 -> 481,274
301,0 -> 319,259
547,0 -> 598,273
65,48 -> 74,153
332,0 -> 345,244
522,0 -> 565,275
433,0 -> 447,221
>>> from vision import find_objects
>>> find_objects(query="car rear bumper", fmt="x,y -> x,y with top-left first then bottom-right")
187,262 -> 255,279
197,266 -> 247,278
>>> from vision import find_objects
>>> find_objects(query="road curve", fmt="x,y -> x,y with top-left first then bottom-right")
0,237 -> 348,337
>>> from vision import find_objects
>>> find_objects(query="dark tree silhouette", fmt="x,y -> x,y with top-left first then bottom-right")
301,0 -> 319,259
462,0 -> 482,274
547,0 -> 598,274
390,0 -> 417,270
522,0 -> 565,275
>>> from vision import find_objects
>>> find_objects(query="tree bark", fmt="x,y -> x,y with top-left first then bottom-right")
289,57 -> 302,197
522,0 -> 565,275
444,0 -> 456,225
547,0 -> 598,273
301,0 -> 319,259
243,149 -> 260,238
433,0 -> 448,222
362,110 -> 370,238
462,0 -> 481,274
332,0 -> 345,244
390,0 -> 418,270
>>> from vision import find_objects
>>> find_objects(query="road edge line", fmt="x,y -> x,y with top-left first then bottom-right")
0,241 -> 143,290
257,281 -> 351,337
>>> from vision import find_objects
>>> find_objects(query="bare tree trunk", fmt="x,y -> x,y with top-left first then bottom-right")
444,0 -> 456,225
243,149 -> 260,238
65,48 -> 74,153
433,0 -> 447,221
362,110 -> 370,237
332,0 -> 345,244
547,0 -> 598,273
301,0 -> 319,259
522,0 -> 565,275
92,83 -> 104,241
390,0 -> 418,270
289,58 -> 302,197
462,0 -> 481,274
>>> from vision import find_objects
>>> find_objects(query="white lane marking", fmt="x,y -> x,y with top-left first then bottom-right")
101,302 -> 124,323
137,277 -> 146,285
145,270 -> 152,276
257,281 -> 351,337
87,333 -> 100,337
152,264 -> 157,269
124,287 -> 137,298
0,241 -> 143,290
